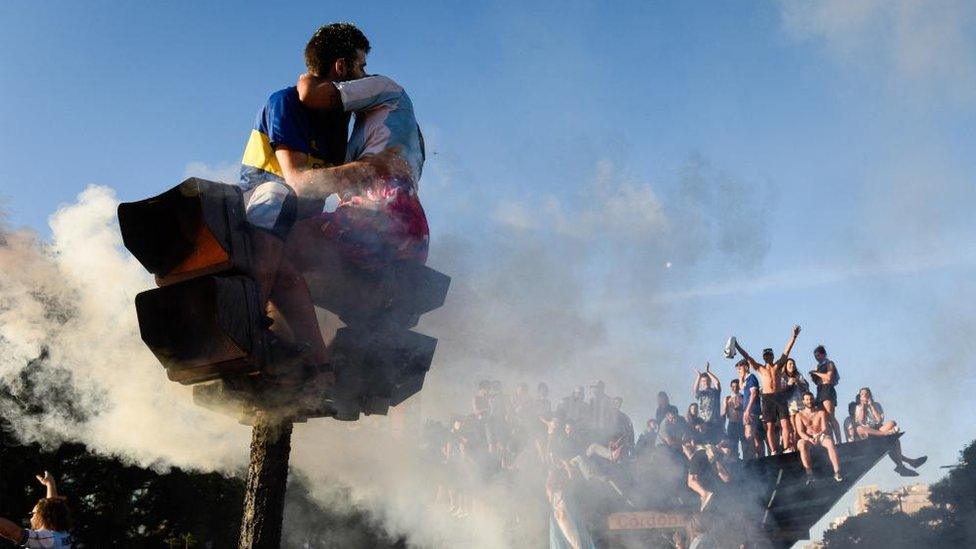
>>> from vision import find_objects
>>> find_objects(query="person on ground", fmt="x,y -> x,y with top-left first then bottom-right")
809,345 -> 843,443
795,392 -> 843,484
734,325 -> 801,455
0,471 -> 74,548
854,387 -> 927,476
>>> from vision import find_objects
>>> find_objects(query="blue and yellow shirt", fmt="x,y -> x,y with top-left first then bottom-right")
239,87 -> 348,191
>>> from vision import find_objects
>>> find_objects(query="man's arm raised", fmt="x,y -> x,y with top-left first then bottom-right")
734,341 -> 762,369
778,325 -> 801,365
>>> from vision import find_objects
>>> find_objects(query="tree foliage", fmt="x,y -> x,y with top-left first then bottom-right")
822,439 -> 976,548
0,416 -> 403,548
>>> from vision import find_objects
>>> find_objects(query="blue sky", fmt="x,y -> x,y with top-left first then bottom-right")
2,1 -> 976,543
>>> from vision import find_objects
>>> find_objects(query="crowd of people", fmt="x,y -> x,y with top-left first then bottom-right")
424,325 -> 928,548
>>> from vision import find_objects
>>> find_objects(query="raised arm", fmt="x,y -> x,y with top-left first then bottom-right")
778,325 -> 801,365
691,367 -> 702,399
734,341 -> 762,369
36,471 -> 57,498
705,362 -> 721,391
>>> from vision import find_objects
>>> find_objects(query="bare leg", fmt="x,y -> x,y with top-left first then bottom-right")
822,400 -> 842,443
856,426 -> 887,438
765,421 -> 778,454
879,421 -> 898,433
687,473 -> 713,507
797,440 -> 812,472
780,418 -> 792,452
821,438 -> 841,475
250,230 -> 286,305
269,257 -> 329,364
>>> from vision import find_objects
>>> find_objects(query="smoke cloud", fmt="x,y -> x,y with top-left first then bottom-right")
0,185 -> 249,472
0,152 -> 774,547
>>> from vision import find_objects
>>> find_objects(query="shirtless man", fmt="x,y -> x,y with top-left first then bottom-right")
795,391 -> 843,483
734,325 -> 801,455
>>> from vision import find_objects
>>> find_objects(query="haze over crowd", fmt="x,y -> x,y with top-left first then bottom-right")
1,1 -> 975,546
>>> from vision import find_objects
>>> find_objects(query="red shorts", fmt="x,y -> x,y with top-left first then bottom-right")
317,176 -> 429,271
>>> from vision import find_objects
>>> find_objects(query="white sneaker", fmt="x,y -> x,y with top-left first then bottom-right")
724,337 -> 737,359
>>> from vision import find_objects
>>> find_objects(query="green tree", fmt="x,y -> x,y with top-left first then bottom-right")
822,439 -> 976,548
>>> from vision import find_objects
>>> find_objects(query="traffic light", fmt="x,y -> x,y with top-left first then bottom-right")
119,177 -> 449,423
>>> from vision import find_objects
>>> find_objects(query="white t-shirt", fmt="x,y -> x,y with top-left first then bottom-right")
21,529 -> 73,549
334,75 -> 425,185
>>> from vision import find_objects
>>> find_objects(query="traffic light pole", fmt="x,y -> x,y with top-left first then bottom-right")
238,415 -> 294,549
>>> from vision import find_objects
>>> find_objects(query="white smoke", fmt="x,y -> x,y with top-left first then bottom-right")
0,185 -> 249,472
0,155 -> 773,548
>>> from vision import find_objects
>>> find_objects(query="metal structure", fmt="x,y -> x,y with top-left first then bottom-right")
599,435 -> 902,548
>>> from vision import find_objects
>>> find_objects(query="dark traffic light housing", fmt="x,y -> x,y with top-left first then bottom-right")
118,177 -> 449,423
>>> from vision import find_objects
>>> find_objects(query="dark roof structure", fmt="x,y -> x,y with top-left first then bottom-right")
600,435 -> 902,548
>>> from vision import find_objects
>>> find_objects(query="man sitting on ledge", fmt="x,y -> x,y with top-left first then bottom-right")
796,391 -> 843,484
